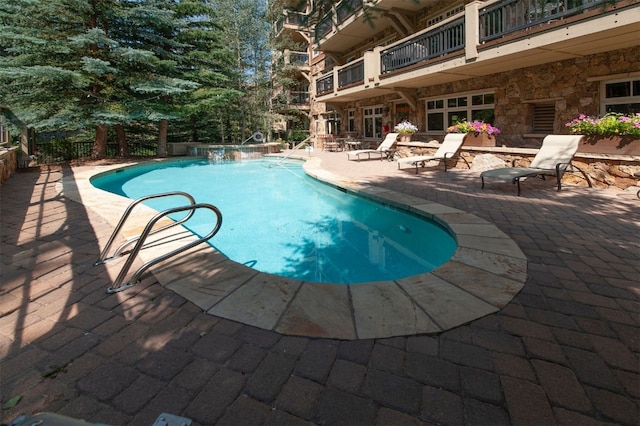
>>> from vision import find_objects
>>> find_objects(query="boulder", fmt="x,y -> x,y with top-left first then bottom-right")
471,154 -> 507,172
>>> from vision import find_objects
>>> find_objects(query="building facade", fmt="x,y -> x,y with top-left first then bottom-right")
271,0 -> 640,148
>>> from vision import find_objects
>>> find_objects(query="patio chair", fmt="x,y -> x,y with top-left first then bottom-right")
480,134 -> 586,196
397,133 -> 468,174
346,133 -> 398,161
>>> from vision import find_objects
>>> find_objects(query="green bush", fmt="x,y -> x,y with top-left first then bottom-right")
289,130 -> 309,142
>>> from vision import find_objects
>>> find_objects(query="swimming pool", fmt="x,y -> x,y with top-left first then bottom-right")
91,158 -> 457,284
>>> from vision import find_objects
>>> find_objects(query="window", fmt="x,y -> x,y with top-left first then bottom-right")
425,92 -> 496,132
325,112 -> 341,134
347,110 -> 356,133
395,103 -> 410,122
601,78 -> 640,114
426,4 -> 464,27
363,106 -> 384,138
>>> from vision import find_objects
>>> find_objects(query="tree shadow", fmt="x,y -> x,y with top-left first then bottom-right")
0,165 -> 210,424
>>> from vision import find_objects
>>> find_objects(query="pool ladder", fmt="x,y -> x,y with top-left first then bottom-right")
95,191 -> 222,294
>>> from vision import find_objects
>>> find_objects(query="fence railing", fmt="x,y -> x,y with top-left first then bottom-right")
31,141 -> 156,165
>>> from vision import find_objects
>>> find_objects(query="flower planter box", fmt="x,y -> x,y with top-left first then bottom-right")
463,133 -> 496,147
577,135 -> 640,155
398,134 -> 413,143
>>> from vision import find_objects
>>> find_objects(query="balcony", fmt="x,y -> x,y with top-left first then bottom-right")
274,11 -> 309,39
314,0 -> 435,52
271,91 -> 311,113
273,50 -> 310,73
315,0 -> 640,103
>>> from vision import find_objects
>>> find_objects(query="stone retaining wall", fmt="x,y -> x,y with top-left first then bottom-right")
396,145 -> 640,191
0,148 -> 18,185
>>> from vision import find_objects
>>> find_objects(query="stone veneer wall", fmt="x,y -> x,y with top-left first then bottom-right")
411,46 -> 640,147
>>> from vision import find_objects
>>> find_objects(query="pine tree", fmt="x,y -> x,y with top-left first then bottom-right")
169,0 -> 243,144
209,0 -> 271,142
0,0 -> 199,159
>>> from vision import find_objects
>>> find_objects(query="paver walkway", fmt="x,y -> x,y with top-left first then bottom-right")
1,152 -> 638,425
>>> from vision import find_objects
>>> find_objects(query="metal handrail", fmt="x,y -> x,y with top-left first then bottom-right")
267,136 -> 314,167
95,191 -> 196,265
106,203 -> 223,293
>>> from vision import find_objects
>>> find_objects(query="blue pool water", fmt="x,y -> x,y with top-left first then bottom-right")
91,158 -> 457,284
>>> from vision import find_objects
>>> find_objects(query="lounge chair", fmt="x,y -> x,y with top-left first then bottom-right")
480,134 -> 586,196
397,133 -> 468,174
346,133 -> 398,161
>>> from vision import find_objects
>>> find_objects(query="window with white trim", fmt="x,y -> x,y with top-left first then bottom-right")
347,110 -> 356,133
325,112 -> 341,134
363,106 -> 384,138
601,78 -> 640,114
425,92 -> 496,132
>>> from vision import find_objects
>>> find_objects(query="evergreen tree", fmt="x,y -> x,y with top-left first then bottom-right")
169,0 -> 243,144
209,0 -> 271,142
0,0 -> 199,159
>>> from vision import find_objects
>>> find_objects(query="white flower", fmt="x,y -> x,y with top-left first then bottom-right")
394,120 -> 419,135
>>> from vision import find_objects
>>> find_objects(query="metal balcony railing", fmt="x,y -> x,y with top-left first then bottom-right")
272,91 -> 310,108
289,52 -> 309,66
275,11 -> 308,36
338,59 -> 364,88
479,0 -> 611,42
314,0 -> 629,98
316,74 -> 334,95
316,13 -> 334,39
290,91 -> 310,104
381,18 -> 465,73
336,0 -> 363,23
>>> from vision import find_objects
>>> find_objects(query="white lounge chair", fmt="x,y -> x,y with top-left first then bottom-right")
397,133 -> 468,174
346,133 -> 398,161
480,134 -> 586,196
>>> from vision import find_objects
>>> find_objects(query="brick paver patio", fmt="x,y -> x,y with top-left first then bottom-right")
1,152 -> 638,425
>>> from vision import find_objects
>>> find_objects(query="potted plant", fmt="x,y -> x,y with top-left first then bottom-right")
565,113 -> 640,155
394,120 -> 419,142
447,120 -> 501,146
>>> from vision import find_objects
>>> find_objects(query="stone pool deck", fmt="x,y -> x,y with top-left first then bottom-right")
1,150 -> 639,425
58,156 -> 527,341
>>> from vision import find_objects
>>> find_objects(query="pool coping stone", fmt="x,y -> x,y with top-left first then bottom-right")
60,155 -> 528,340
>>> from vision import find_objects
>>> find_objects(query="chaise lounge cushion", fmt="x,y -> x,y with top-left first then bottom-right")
397,133 -> 467,173
347,133 -> 398,161
480,134 -> 584,195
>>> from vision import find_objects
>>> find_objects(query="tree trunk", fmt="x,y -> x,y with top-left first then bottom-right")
158,119 -> 168,157
115,125 -> 128,157
191,116 -> 199,142
92,124 -> 108,160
